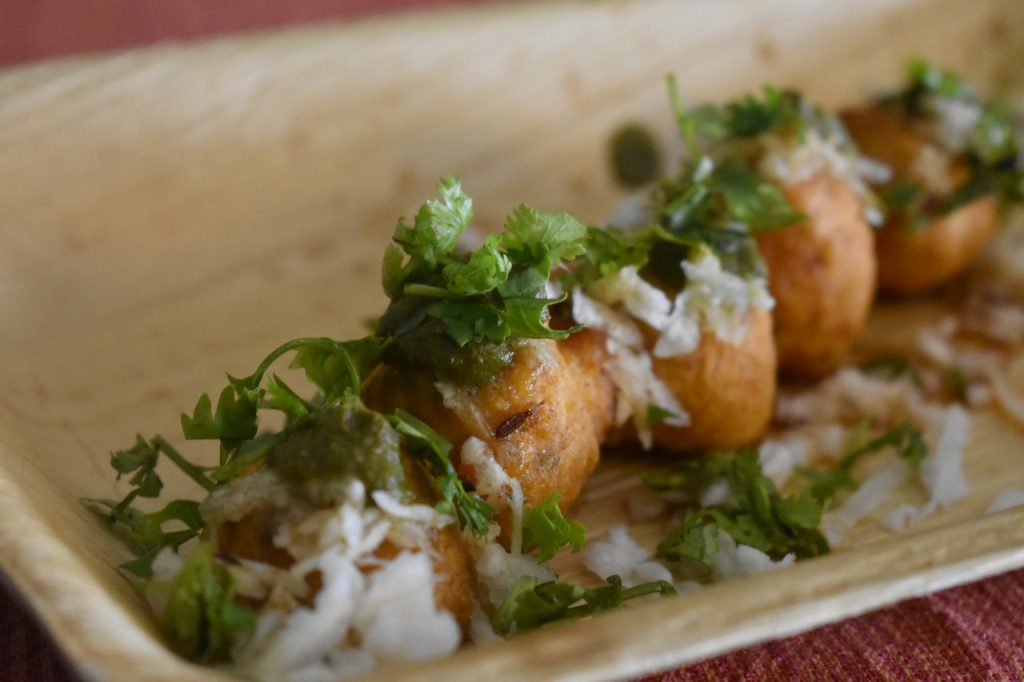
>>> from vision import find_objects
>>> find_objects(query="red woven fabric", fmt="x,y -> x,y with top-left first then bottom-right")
636,567 -> 1024,681
0,579 -> 78,682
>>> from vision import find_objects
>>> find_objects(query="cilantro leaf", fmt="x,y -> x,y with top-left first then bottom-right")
495,266 -> 549,299
492,577 -> 585,634
725,86 -> 805,139
712,159 -> 805,230
156,543 -> 255,663
288,336 -> 387,403
640,450 -> 735,493
110,435 -> 164,501
861,356 -> 920,382
442,234 -> 512,296
650,450 -> 829,576
181,383 -> 259,443
502,295 -> 575,341
109,435 -> 214,510
906,58 -> 971,100
655,509 -> 721,581
557,224 -> 657,292
501,206 -> 588,274
794,465 -> 857,504
263,374 -> 312,424
521,492 -> 586,561
849,421 -> 927,468
392,175 -> 472,273
428,300 -> 508,347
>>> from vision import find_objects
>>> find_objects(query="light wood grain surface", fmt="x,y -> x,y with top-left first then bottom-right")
2,0 -> 1024,680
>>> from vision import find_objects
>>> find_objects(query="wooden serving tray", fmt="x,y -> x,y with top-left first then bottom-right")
2,1 -> 1024,680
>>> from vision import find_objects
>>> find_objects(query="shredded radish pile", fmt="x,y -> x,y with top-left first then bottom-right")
153,478 -> 463,682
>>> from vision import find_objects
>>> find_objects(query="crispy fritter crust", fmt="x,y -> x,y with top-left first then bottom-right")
842,105 -> 998,295
756,175 -> 877,377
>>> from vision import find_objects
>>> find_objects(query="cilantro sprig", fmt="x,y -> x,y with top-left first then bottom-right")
661,79 -> 805,240
653,451 -> 828,581
492,575 -> 676,635
88,337 -> 388,575
604,77 -> 812,286
387,409 -> 495,536
380,176 -> 587,349
796,421 -> 926,502
89,329 -> 501,581
670,79 -> 808,153
647,421 -> 927,581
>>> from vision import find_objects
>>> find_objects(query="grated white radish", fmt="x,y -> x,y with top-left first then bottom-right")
583,525 -> 673,587
987,489 -> 1024,513
712,532 -> 795,579
822,459 -> 911,546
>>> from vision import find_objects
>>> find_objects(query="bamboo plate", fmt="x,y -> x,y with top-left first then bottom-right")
2,0 -> 1024,680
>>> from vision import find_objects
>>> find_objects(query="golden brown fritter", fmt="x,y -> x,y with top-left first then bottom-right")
210,458 -> 477,629
648,308 -> 776,452
364,338 -> 611,513
842,105 -> 998,295
756,175 -> 877,378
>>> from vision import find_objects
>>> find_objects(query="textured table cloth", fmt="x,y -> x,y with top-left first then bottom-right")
2,1 -> 1022,680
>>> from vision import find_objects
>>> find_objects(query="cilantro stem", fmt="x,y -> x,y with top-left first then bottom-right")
402,283 -> 460,299
667,75 -> 699,160
620,580 -> 677,600
153,436 -> 215,492
247,337 -> 341,390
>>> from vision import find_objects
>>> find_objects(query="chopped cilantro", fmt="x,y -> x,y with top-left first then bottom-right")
103,434 -> 213,516
492,574 -> 676,635
641,450 -> 735,494
652,450 -> 829,580
889,58 -> 1023,219
724,86 -> 807,139
648,422 -> 927,580
390,175 -> 473,276
521,492 -> 586,561
798,421 -> 927,502
155,543 -> 255,662
556,225 -> 654,291
654,510 -> 722,581
92,329 -> 467,573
